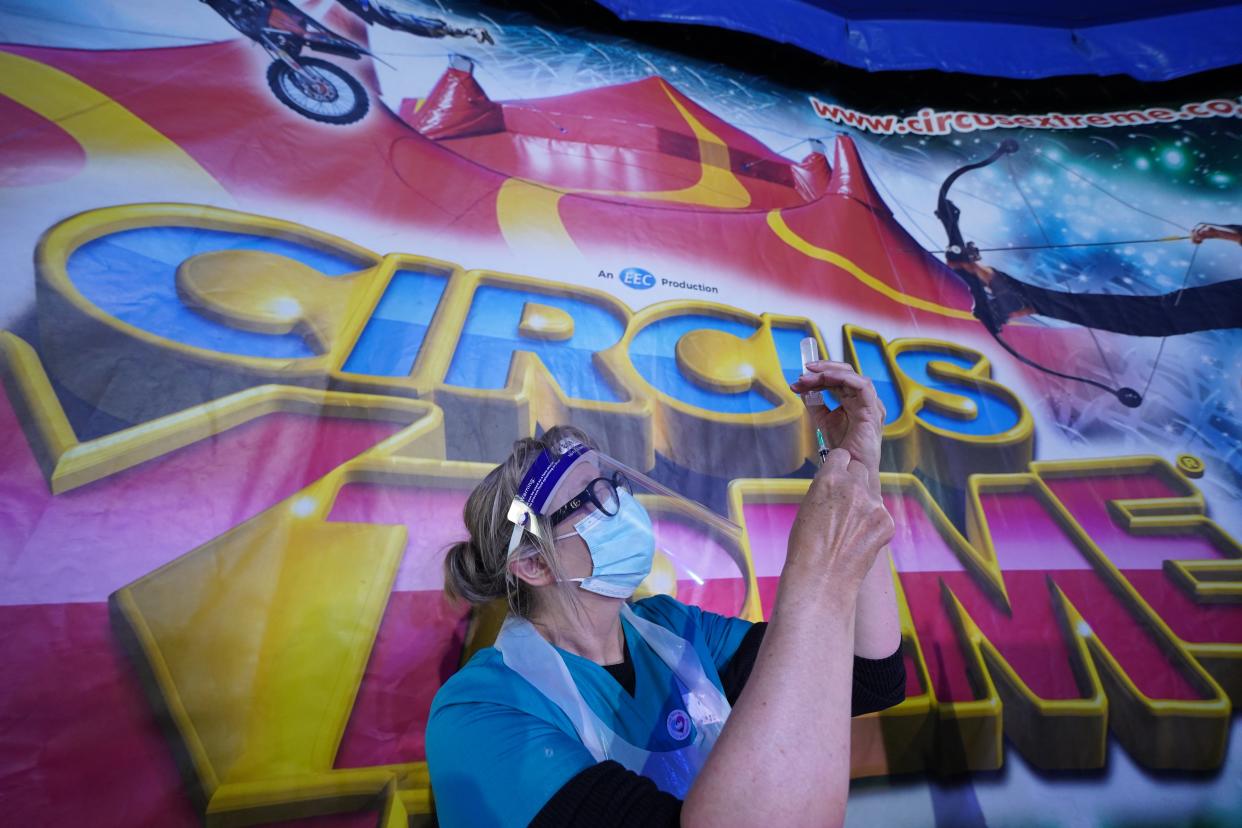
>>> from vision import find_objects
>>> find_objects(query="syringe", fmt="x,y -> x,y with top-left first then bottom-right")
800,337 -> 831,464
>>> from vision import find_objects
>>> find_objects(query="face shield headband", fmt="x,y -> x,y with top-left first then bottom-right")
506,439 -> 592,556
505,438 -> 742,559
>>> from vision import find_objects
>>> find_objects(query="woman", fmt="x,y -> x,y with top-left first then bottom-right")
427,361 -> 902,827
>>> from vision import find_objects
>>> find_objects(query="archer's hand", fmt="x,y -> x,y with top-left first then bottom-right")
789,361 -> 886,478
951,259 -> 996,283
1191,223 -> 1242,245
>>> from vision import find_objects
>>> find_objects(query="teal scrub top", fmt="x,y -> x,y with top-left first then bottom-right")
426,594 -> 754,828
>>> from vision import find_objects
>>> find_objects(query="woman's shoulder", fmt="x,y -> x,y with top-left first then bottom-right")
629,593 -> 705,632
429,644 -> 578,729
426,645 -> 584,770
425,649 -> 597,828
430,646 -> 523,712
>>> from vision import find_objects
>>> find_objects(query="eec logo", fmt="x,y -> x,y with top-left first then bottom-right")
618,267 -> 657,290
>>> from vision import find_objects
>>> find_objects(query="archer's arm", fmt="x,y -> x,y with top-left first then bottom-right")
1192,223 -> 1242,245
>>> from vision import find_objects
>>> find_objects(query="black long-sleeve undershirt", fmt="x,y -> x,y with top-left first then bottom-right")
985,267 -> 1242,337
530,623 -> 906,827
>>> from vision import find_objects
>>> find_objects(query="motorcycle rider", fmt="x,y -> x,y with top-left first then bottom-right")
336,0 -> 494,44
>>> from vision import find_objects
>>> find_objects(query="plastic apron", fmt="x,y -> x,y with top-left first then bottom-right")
494,604 -> 732,798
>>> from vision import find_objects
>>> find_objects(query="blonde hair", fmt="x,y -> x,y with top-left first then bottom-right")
443,425 -> 597,618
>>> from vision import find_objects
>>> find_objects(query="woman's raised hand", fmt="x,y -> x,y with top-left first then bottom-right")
790,361 -> 886,479
785,447 -> 895,594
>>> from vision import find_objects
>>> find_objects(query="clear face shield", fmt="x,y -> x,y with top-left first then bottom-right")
506,439 -> 755,614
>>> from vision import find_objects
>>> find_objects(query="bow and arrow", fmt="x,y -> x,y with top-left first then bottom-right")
930,139 -> 1208,409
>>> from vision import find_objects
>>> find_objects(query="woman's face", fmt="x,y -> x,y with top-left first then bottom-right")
541,457 -> 601,581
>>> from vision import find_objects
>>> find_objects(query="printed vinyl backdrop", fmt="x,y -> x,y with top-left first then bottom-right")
2,1 -> 1241,826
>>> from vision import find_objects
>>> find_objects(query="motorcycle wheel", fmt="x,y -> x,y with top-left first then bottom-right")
266,57 -> 369,126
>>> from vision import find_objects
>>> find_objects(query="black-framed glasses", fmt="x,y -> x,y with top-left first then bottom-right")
548,472 -> 630,527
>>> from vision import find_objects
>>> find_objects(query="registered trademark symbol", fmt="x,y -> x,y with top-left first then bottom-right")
1176,453 -> 1205,478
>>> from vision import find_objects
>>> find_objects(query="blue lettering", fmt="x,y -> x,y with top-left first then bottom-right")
444,285 -> 624,402
343,270 -> 448,376
65,226 -> 361,359
629,314 -> 773,414
895,348 -> 1020,436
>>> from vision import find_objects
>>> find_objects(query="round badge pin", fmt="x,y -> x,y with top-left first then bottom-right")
666,709 -> 691,741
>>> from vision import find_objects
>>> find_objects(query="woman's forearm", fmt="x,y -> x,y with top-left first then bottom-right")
852,546 -> 900,658
853,471 -> 899,658
682,579 -> 858,828
681,448 -> 893,828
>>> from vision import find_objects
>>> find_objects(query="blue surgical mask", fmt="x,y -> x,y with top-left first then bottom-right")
555,489 -> 655,599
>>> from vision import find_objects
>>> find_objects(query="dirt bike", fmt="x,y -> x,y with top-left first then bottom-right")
201,0 -> 371,125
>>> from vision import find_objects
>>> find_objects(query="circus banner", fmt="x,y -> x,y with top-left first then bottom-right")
2,1 -> 1240,826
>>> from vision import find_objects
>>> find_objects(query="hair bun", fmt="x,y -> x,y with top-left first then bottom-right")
443,539 -> 501,605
